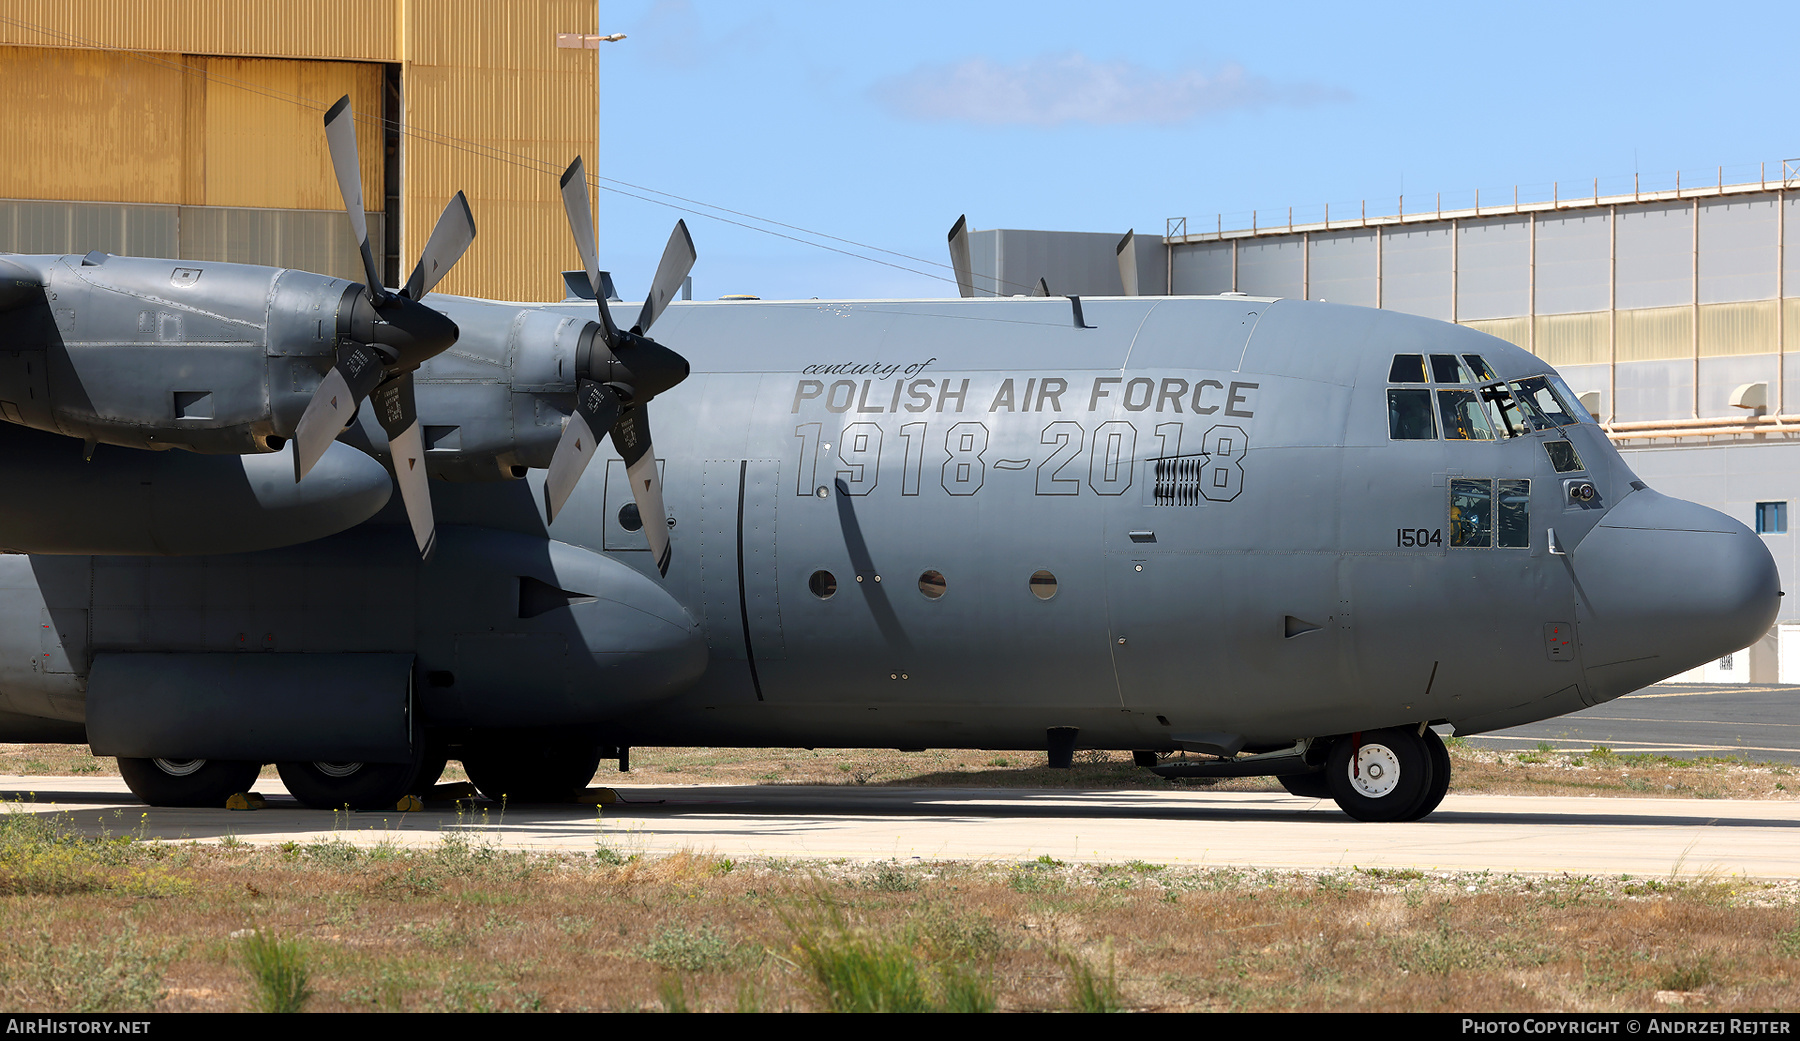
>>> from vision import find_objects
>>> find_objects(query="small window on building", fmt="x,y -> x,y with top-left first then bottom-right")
1388,355 -> 1427,383
1387,389 -> 1436,440
1756,501 -> 1787,535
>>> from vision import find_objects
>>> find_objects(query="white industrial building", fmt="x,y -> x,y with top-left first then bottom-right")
961,170 -> 1800,682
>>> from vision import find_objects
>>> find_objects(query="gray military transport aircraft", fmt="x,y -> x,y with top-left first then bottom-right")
0,98 -> 1777,821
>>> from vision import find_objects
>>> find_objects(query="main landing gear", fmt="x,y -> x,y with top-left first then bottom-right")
1316,727 -> 1450,822
1140,726 -> 1453,821
117,757 -> 262,808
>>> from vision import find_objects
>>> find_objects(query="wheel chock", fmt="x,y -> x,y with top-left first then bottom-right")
225,792 -> 266,811
393,794 -> 424,812
576,787 -> 619,805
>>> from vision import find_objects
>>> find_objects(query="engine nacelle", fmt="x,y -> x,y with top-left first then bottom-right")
351,297 -> 583,482
0,253 -> 348,454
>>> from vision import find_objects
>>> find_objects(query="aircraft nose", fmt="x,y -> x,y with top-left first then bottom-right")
1570,488 -> 1780,703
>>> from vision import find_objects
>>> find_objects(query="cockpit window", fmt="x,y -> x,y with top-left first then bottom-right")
1545,373 -> 1595,424
1388,389 -> 1436,439
1462,354 -> 1496,381
1389,355 -> 1427,383
1487,382 -> 1556,436
1544,440 -> 1585,473
1437,390 -> 1495,440
1512,376 -> 1580,428
1449,478 -> 1492,547
1429,354 -> 1471,383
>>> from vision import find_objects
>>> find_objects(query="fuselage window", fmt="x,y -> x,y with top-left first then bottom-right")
1388,389 -> 1436,440
1389,355 -> 1427,383
1449,478 -> 1492,547
1029,569 -> 1058,600
809,570 -> 838,599
918,570 -> 946,600
1429,354 -> 1471,383
1497,479 -> 1530,548
1437,390 -> 1495,440
1543,440 -> 1584,473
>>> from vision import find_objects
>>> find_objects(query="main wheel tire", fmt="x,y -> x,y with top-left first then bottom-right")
117,757 -> 262,808
1278,771 -> 1332,800
1325,727 -> 1434,822
462,737 -> 603,804
277,759 -> 422,811
1405,729 -> 1453,821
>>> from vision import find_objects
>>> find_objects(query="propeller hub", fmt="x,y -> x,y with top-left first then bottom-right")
572,320 -> 688,400
339,287 -> 459,369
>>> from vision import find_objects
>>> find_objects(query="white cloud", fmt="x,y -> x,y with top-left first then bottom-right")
869,53 -> 1346,127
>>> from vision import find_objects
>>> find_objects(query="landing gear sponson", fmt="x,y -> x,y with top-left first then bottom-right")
1145,727 -> 1452,822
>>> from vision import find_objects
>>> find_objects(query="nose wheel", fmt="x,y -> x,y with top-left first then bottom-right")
1324,727 -> 1448,821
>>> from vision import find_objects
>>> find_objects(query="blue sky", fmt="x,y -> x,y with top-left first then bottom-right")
586,1 -> 1799,301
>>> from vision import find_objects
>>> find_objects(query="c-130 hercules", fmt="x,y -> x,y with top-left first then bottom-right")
0,97 -> 1776,821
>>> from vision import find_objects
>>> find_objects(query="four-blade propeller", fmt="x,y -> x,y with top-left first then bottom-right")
544,156 -> 695,576
291,95 -> 477,559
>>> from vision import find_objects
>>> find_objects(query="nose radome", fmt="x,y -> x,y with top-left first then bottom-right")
1571,488 -> 1780,703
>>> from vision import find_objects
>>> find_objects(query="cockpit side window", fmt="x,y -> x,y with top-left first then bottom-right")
1545,373 -> 1595,424
1389,355 -> 1427,383
1388,389 -> 1436,440
1449,478 -> 1492,547
1544,440 -> 1585,473
1512,376 -> 1580,427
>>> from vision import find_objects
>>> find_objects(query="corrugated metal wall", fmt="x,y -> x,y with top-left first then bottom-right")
402,0 -> 596,301
0,1 -> 598,300
1168,189 -> 1800,423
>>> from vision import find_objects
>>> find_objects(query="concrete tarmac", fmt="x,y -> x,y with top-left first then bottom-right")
6,775 -> 1799,880
1468,682 -> 1800,763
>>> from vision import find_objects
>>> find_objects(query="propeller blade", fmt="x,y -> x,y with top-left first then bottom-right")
323,95 -> 384,296
633,220 -> 695,334
1116,229 -> 1138,297
371,374 -> 436,559
403,191 -> 476,301
543,379 -> 622,524
947,215 -> 974,298
558,158 -> 621,343
612,406 -> 670,576
292,343 -> 386,482
559,158 -> 602,308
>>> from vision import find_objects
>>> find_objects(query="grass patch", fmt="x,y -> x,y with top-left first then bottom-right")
238,928 -> 311,1013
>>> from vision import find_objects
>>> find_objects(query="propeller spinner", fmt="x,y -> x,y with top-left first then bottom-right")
544,156 -> 694,577
291,95 -> 477,559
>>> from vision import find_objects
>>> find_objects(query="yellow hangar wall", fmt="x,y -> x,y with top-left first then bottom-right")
0,0 -> 597,301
